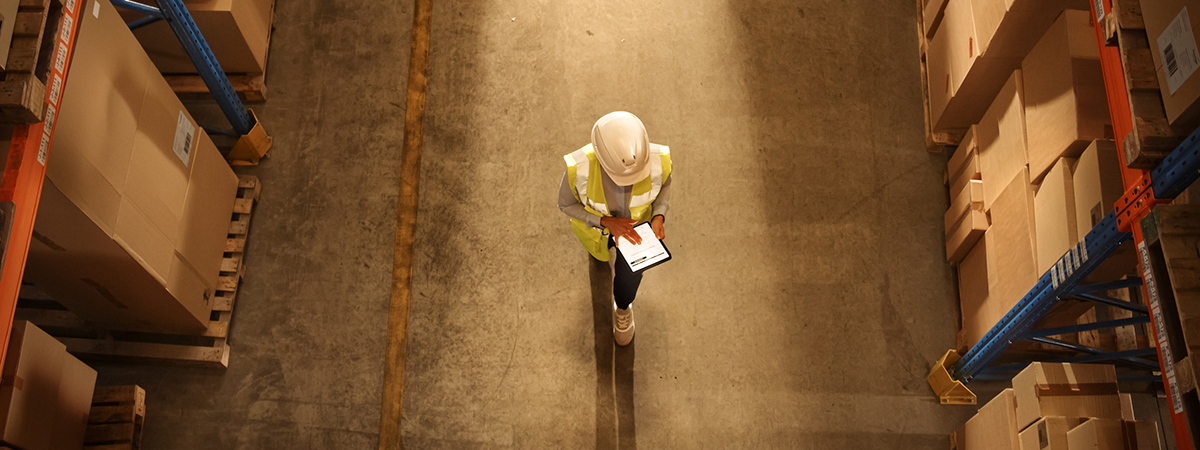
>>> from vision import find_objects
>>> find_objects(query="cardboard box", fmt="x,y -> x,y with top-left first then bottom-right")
1022,9 -> 1110,182
947,179 -> 986,233
1120,393 -> 1134,421
1143,0 -> 1200,127
950,151 -> 982,198
947,206 -> 989,263
0,322 -> 96,450
930,0 -> 1023,132
1066,419 -> 1160,450
1034,157 -> 1078,274
958,233 -> 992,346
1072,140 -> 1124,230
977,71 -> 1028,209
1018,416 -> 1088,450
53,354 -> 96,450
1012,362 -> 1123,431
23,0 -> 239,333
970,0 -> 1093,59
929,14 -> 957,129
960,170 -> 1038,346
949,125 -> 980,179
960,389 -> 1022,450
989,169 -> 1039,326
120,0 -> 274,74
925,0 -> 951,38
1072,139 -> 1139,281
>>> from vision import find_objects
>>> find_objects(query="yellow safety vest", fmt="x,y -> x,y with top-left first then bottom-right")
564,143 -> 672,261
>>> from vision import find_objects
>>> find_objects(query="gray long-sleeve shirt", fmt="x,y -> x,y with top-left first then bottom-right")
558,169 -> 673,229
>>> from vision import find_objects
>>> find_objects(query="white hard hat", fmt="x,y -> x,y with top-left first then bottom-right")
591,111 -> 650,186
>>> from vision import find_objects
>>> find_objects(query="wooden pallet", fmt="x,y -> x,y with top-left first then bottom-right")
1141,205 -> 1200,407
0,0 -> 64,123
166,72 -> 268,103
14,175 -> 261,368
1102,0 -> 1190,170
915,0 -> 962,154
84,385 -> 145,450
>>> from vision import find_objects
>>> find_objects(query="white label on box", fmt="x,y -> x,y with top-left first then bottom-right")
37,132 -> 48,166
54,41 -> 67,73
1094,0 -> 1104,22
1157,7 -> 1200,94
44,104 -> 55,130
92,0 -> 98,18
172,111 -> 195,166
65,0 -> 75,13
60,14 -> 72,44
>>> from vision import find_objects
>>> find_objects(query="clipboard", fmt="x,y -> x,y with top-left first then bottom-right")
615,223 -> 672,273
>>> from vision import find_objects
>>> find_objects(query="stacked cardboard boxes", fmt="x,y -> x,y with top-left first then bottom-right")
947,10 -> 1131,346
924,0 -> 1092,132
950,363 -> 1160,450
0,322 -> 96,450
21,0 -> 239,334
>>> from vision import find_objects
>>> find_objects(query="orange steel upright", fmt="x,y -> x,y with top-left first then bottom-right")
0,0 -> 84,370
1091,0 -> 1196,447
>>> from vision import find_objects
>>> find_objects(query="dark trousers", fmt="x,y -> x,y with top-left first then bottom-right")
609,236 -> 643,310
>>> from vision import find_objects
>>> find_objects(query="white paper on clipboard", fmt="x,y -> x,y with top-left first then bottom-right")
617,223 -> 670,272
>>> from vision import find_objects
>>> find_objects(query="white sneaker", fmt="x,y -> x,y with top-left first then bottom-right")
613,302 -> 635,346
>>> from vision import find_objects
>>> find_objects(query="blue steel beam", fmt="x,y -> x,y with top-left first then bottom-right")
109,0 -> 163,18
127,15 -> 162,30
149,0 -> 253,135
1069,278 -> 1144,294
1019,317 -> 1150,339
1026,336 -> 1160,370
1072,292 -> 1150,315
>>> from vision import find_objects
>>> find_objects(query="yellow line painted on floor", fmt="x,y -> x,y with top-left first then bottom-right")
379,0 -> 431,447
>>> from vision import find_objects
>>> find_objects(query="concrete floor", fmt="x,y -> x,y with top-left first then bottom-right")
94,0 -> 979,448
402,0 -> 973,448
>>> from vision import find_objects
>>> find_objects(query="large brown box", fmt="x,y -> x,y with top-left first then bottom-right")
958,389 -> 1021,450
1142,0 -> 1200,127
1072,140 -> 1139,281
1012,362 -> 1123,431
1022,9 -> 1110,183
1018,416 -> 1088,450
23,0 -> 239,333
0,321 -> 96,450
120,0 -> 274,74
959,169 -> 1038,346
977,71 -> 1028,209
1066,418 -> 1161,450
1034,157 -> 1078,274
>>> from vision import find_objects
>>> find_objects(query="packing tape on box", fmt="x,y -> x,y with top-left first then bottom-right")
1035,382 -> 1119,397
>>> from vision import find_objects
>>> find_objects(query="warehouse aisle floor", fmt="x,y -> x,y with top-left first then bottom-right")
92,0 -> 979,448
93,0 -> 410,447
401,0 -> 974,448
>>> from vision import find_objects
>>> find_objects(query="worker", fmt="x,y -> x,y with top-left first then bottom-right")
557,111 -> 673,346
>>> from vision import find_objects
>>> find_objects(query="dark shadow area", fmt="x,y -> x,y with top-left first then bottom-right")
589,256 -> 637,449
589,256 -> 617,449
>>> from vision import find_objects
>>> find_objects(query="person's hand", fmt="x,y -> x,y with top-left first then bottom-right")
601,217 -> 641,246
651,215 -> 665,240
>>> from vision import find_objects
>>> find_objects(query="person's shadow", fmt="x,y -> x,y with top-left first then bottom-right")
589,257 -> 638,450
